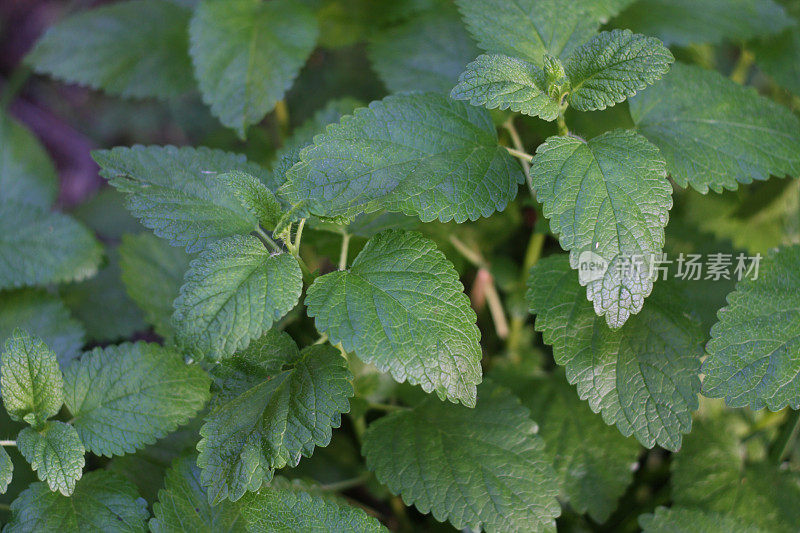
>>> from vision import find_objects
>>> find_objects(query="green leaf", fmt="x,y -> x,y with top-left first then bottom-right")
306,230 -> 481,406
614,0 -> 792,47
527,255 -> 703,450
493,368 -> 640,523
60,248 -> 146,343
0,290 -> 84,367
0,445 -> 12,494
363,381 -> 560,532
455,0 -> 597,66
530,129 -> 671,328
451,54 -> 560,120
630,63 -> 800,193
218,171 -> 282,231
197,334 -> 353,503
0,330 -> 63,427
671,414 -> 800,532
753,24 -> 800,97
150,455 -> 246,533
63,342 -> 211,457
281,92 -> 524,223
3,471 -> 149,532
640,507 -> 767,533
0,111 -> 57,208
702,245 -> 800,410
0,201 -> 102,290
17,422 -> 84,496
70,187 -> 143,241
189,0 -> 318,137
172,235 -> 302,361
92,145 -> 275,252
368,6 -> 479,94
564,29 -> 673,111
25,0 -> 194,99
240,478 -> 387,532
118,233 -> 192,340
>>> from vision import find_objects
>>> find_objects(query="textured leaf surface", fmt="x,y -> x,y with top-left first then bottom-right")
530,130 -> 671,328
240,478 -> 387,532
218,171 -> 282,230
0,290 -> 84,367
60,249 -> 146,343
451,54 -> 559,120
702,246 -> 800,410
26,0 -> 193,99
3,471 -> 149,533
671,415 -> 800,532
527,255 -> 703,450
93,145 -> 274,252
150,455 -> 246,533
63,342 -> 210,457
630,62 -> 800,193
615,0 -> 792,47
118,233 -> 191,340
0,444 -> 12,494
494,369 -> 640,522
0,201 -> 102,290
565,29 -> 673,111
0,330 -> 63,427
455,0 -> 596,66
306,230 -> 481,406
0,111 -> 57,208
363,381 -> 560,532
189,0 -> 318,136
282,92 -> 523,223
639,507 -> 767,533
198,334 -> 352,503
368,6 -> 479,94
173,235 -> 302,361
17,422 -> 84,496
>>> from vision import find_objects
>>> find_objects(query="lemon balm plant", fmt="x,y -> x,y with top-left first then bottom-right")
1,0 -> 800,531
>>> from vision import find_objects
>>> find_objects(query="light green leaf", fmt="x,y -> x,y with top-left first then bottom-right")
368,6 -> 479,94
281,92 -> 524,223
150,454 -> 246,533
565,29 -> 673,111
0,111 -> 57,208
0,290 -> 84,367
451,54 -> 560,120
614,0 -> 792,47
189,0 -> 318,137
671,414 -> 800,532
0,201 -> 102,290
581,0 -> 637,20
493,368 -> 640,523
25,0 -> 193,99
640,507 -> 767,533
60,248 -> 146,343
218,171 -> 282,231
527,255 -> 702,450
198,335 -> 352,504
0,445 -> 12,494
306,230 -> 481,406
63,342 -> 211,457
0,330 -> 63,427
17,421 -> 84,496
363,381 -> 560,532
92,145 -> 275,252
630,63 -> 800,193
240,478 -> 387,533
702,245 -> 800,410
3,471 -> 149,532
530,129 -> 671,328
172,235 -> 302,361
455,0 -> 597,66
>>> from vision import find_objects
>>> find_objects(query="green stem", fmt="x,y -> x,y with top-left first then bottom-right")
319,472 -> 371,492
504,146 -> 534,162
274,99 -> 290,139
503,118 -> 533,196
449,235 -> 485,268
0,502 -> 10,512
507,232 -> 546,359
0,440 -> 16,447
730,49 -> 755,85
556,111 -> 569,136
254,226 -> 281,253
770,409 -> 800,464
338,232 -> 351,271
293,218 -> 306,250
